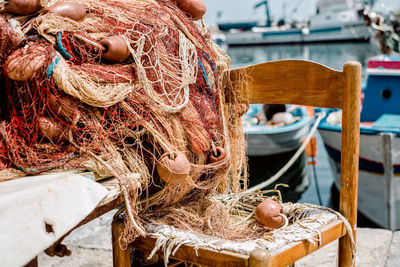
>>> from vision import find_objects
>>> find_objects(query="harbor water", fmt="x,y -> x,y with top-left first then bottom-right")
228,41 -> 381,79
226,42 -> 381,206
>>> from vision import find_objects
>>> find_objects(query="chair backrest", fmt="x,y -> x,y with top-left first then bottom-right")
226,60 -> 361,267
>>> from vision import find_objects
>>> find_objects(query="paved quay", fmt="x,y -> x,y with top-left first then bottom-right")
39,211 -> 400,266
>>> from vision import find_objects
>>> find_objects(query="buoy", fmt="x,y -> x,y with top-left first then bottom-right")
156,151 -> 190,184
208,146 -> 227,164
0,16 -> 22,58
47,94 -> 80,119
5,0 -> 41,15
100,36 -> 130,63
45,1 -> 87,21
173,0 -> 206,21
255,199 -> 284,229
4,45 -> 47,81
38,117 -> 68,143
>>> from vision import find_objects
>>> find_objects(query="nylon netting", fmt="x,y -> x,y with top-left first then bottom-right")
0,0 -> 249,240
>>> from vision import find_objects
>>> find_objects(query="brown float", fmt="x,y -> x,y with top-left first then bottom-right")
173,0 -> 206,21
4,46 -> 47,81
38,117 -> 69,143
255,199 -> 284,229
5,0 -> 41,15
208,146 -> 227,164
45,1 -> 87,21
156,152 -> 191,184
100,36 -> 131,63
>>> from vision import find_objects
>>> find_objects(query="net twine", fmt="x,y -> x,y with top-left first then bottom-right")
0,0 -> 248,240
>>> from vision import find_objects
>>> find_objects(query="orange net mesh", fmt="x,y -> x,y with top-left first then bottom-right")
0,0 -> 247,240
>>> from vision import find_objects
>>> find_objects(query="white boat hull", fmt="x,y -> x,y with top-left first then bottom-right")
225,22 -> 370,46
319,128 -> 400,230
246,124 -> 309,156
244,105 -> 310,156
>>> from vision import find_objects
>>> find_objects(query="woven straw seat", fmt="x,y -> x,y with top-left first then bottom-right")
112,203 -> 349,267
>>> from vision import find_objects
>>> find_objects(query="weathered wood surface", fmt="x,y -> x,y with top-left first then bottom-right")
270,221 -> 346,267
297,228 -> 393,267
249,248 -> 270,267
230,60 -> 361,266
38,225 -> 398,266
228,60 -> 343,108
338,61 -> 361,267
112,210 -> 131,267
131,236 -> 249,267
382,134 -> 395,230
113,220 -> 346,267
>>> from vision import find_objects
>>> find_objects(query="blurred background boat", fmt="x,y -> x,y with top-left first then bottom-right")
216,0 -> 371,46
318,55 -> 400,230
243,104 -> 312,202
316,4 -> 400,230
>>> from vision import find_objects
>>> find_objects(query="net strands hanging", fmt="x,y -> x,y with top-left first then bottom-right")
0,0 -> 248,240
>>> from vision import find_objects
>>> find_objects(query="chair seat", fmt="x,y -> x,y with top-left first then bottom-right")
113,203 -> 348,267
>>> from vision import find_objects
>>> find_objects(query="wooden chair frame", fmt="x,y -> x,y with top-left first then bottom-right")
112,60 -> 361,267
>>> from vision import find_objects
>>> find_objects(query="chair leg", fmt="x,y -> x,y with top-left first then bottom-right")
339,61 -> 361,267
249,248 -> 269,267
131,249 -> 165,267
112,209 -> 131,267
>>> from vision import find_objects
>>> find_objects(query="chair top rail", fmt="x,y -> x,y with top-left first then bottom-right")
226,60 -> 343,109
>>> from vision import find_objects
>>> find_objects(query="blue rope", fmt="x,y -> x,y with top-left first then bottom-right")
46,54 -> 59,78
197,56 -> 219,121
202,52 -> 217,77
198,57 -> 211,89
56,32 -> 72,60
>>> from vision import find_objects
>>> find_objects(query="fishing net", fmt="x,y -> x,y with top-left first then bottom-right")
0,0 -> 248,240
0,2 -> 357,260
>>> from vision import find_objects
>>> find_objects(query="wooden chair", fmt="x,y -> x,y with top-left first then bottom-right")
111,60 -> 361,267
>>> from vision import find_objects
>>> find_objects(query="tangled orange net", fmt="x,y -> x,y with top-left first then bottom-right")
1,4 -> 355,259
0,0 -> 248,240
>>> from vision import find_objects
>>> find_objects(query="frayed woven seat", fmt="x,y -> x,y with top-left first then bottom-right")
112,203 -> 351,266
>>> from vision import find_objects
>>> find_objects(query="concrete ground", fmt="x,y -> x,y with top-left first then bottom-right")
38,211 -> 400,267
38,211 -> 114,267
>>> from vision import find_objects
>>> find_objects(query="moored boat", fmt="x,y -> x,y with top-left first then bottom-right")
244,104 -> 311,202
318,55 -> 400,230
218,0 -> 371,46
